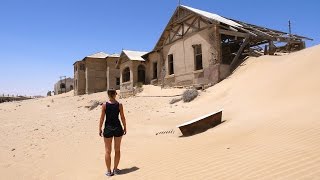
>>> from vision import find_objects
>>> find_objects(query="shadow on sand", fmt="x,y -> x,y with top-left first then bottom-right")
120,166 -> 139,175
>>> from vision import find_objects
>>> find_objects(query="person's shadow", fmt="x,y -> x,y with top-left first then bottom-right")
119,166 -> 139,175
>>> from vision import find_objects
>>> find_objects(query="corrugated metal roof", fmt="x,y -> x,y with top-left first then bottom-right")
181,5 -> 243,28
86,52 -> 109,58
123,50 -> 148,61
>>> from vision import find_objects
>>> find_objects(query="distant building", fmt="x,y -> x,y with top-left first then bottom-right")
73,52 -> 120,95
54,78 -> 74,95
116,50 -> 148,97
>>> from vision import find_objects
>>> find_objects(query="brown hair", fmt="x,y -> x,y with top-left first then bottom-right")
107,89 -> 117,99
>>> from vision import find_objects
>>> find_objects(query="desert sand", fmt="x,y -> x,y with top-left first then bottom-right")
1,45 -> 320,179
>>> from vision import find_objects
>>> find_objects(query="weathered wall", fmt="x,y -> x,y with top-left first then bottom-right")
74,62 -> 86,95
154,26 -> 221,87
85,58 -> 107,94
146,52 -> 161,85
106,57 -> 120,90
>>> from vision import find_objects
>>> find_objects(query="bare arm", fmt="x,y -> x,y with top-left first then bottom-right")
99,104 -> 106,136
119,103 -> 127,135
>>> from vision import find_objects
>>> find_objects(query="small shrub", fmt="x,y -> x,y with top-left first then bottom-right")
182,89 -> 198,102
170,97 -> 182,104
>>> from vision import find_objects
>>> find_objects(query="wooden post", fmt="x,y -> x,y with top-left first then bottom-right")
269,41 -> 276,55
230,36 -> 250,70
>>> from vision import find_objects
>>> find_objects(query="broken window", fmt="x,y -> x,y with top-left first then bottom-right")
75,65 -> 77,72
116,77 -> 120,86
80,64 -> 85,71
193,44 -> 203,70
153,62 -> 158,79
168,54 -> 174,75
122,67 -> 130,83
60,83 -> 66,89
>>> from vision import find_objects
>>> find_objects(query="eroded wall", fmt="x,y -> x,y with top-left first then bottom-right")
85,58 -> 107,94
153,26 -> 223,87
106,57 -> 120,90
74,62 -> 86,95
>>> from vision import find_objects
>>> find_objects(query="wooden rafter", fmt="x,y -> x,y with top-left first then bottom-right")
184,16 -> 199,35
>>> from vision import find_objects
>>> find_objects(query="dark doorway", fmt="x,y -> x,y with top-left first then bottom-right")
153,62 -> 158,79
137,65 -> 146,84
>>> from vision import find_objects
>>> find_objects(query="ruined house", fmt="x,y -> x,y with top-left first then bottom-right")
54,77 -> 74,95
116,50 -> 148,96
139,5 -> 311,89
73,52 -> 120,95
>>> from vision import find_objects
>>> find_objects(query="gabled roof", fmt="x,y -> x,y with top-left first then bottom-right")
116,50 -> 149,68
86,52 -> 109,58
122,50 -> 148,61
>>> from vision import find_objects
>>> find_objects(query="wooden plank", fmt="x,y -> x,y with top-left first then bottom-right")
169,24 -> 182,42
184,16 -> 199,35
220,29 -> 249,38
177,110 -> 223,136
230,36 -> 250,69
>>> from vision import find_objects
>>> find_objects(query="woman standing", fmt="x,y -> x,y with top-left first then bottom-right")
99,89 -> 127,176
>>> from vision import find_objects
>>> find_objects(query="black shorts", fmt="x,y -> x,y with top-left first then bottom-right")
103,126 -> 124,138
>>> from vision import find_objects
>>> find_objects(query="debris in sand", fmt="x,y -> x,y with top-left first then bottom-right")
47,105 -> 50,107
85,100 -> 103,110
182,89 -> 198,102
170,97 -> 182,104
11,148 -> 15,151
156,129 -> 175,135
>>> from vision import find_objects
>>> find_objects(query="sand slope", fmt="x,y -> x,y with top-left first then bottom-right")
1,45 -> 320,179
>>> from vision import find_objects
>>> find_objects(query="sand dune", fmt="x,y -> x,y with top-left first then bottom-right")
1,45 -> 320,179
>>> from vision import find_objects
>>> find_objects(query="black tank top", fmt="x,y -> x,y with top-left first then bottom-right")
105,102 -> 121,128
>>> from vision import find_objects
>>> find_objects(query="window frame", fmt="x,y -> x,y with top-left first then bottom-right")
80,64 -> 85,71
168,54 -> 174,75
122,67 -> 130,83
116,77 -> 120,86
193,44 -> 203,71
153,62 -> 158,79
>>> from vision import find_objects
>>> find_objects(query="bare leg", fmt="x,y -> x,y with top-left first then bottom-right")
113,136 -> 122,170
104,138 -> 113,172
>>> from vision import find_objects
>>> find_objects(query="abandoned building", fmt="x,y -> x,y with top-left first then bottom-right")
73,52 -> 120,95
54,77 -> 74,95
116,50 -> 148,96
135,5 -> 311,90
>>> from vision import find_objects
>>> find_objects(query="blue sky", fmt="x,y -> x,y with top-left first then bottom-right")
0,0 -> 319,96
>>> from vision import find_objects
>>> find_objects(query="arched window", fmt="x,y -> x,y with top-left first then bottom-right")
138,65 -> 146,84
122,67 -> 130,82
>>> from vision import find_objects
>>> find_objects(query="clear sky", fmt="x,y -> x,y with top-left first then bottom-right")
0,0 -> 319,96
